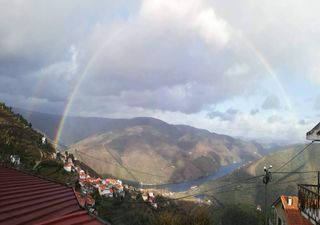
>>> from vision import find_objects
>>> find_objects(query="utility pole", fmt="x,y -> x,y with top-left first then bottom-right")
263,165 -> 272,225
317,171 -> 320,210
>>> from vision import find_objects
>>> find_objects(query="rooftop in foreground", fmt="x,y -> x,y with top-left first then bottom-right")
0,166 -> 104,225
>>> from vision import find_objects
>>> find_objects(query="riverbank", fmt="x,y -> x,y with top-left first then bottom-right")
140,162 -> 243,192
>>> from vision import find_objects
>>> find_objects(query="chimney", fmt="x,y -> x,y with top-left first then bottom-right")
288,196 -> 292,206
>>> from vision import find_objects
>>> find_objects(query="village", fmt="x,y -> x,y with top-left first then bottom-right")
7,150 -> 164,217
58,150 -> 161,213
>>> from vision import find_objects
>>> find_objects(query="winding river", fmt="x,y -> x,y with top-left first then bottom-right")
140,162 -> 243,192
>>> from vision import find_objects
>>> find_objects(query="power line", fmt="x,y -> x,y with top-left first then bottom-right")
102,144 -> 139,182
274,141 -> 314,173
74,148 -> 266,198
274,175 -> 318,185
74,140 -> 317,207
272,171 -> 318,185
272,171 -> 319,174
172,174 -> 319,203
170,169 -> 319,202
75,149 -> 168,178
172,175 -> 264,201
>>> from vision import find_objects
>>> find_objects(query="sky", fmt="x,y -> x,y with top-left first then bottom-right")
0,0 -> 320,144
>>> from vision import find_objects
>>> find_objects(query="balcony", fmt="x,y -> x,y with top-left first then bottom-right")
298,184 -> 320,224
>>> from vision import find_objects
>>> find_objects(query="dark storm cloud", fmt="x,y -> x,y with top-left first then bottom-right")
76,7 -> 259,114
2,0 -> 318,117
0,1 -> 137,107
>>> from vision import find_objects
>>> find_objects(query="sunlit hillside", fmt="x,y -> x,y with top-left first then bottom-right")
0,102 -> 55,168
194,143 -> 320,208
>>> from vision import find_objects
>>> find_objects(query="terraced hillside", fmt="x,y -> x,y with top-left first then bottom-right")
69,124 -> 261,184
0,102 -> 55,168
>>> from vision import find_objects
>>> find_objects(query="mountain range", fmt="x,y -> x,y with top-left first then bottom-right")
16,108 -> 263,183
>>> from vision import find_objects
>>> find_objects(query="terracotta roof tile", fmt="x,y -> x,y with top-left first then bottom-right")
280,195 -> 312,225
35,211 -> 103,225
0,166 -> 104,225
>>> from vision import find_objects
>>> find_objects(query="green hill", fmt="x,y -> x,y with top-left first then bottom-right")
0,102 -> 97,184
0,102 -> 55,168
192,143 -> 320,209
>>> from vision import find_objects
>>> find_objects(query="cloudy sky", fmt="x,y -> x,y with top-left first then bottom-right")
1,0 -> 320,143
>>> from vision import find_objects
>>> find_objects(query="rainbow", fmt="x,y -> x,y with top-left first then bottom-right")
53,33 -> 293,148
53,55 -> 96,147
242,37 -> 293,110
53,30 -> 122,147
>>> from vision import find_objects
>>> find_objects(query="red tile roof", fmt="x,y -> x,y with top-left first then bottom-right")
0,166 -> 104,225
280,195 -> 299,209
86,194 -> 95,206
279,195 -> 312,225
35,211 -> 102,225
36,211 -> 101,225
74,191 -> 86,208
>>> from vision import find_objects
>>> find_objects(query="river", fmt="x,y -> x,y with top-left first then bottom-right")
140,162 -> 243,192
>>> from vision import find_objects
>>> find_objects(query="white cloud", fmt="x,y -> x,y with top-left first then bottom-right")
225,63 -> 250,77
0,0 -> 319,143
140,0 -> 232,46
314,94 -> 320,110
267,115 -> 283,123
212,0 -> 320,84
192,8 -> 231,46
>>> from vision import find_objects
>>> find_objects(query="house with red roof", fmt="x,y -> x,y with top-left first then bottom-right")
79,170 -> 86,179
63,162 -> 73,172
272,195 -> 312,225
270,128 -> 320,225
98,185 -> 113,197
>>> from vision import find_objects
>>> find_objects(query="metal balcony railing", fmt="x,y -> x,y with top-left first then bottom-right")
298,184 -> 320,225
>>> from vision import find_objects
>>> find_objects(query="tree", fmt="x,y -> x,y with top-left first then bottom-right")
218,204 -> 263,225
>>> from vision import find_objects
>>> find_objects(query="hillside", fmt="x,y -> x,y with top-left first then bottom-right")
15,108 -> 264,153
68,123 -> 261,184
0,102 -> 100,186
14,108 -> 263,184
0,103 -> 55,168
1,103 -> 265,224
192,143 -> 320,209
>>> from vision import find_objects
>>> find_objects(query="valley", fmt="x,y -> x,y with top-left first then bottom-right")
182,143 -> 320,208
18,109 -> 263,184
3,103 -> 318,225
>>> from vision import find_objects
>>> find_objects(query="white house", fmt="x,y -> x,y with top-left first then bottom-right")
10,155 -> 20,165
63,162 -> 72,172
306,122 -> 320,141
79,170 -> 86,179
98,185 -> 113,197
